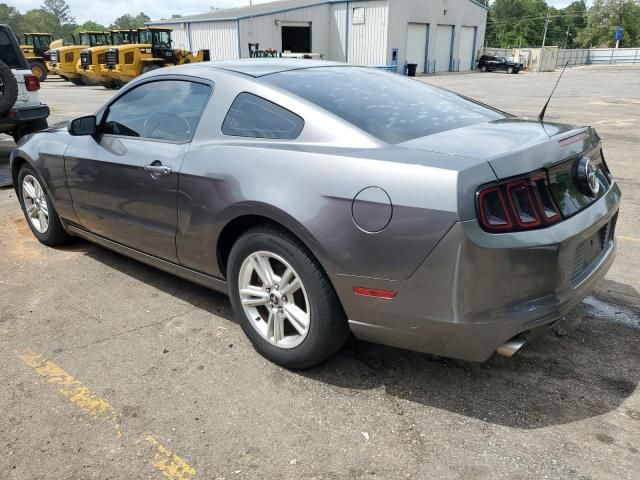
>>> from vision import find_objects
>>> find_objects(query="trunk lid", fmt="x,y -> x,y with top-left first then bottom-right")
400,117 -> 612,219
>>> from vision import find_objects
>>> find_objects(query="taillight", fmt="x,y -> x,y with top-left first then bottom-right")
24,75 -> 40,92
477,172 -> 561,233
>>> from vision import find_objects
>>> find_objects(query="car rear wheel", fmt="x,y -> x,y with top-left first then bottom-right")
228,225 -> 350,369
18,165 -> 70,246
507,66 -> 514,74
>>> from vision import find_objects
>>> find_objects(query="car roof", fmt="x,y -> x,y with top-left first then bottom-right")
195,59 -> 351,77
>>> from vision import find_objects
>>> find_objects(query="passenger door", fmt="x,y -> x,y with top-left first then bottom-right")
65,79 -> 212,262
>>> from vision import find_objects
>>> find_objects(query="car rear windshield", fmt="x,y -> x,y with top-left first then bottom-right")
263,67 -> 505,144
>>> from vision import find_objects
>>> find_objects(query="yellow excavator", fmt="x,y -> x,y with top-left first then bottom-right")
77,29 -> 138,88
48,31 -> 110,85
20,33 -> 53,82
104,28 -> 210,86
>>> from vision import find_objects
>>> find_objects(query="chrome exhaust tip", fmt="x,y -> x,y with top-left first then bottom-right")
496,336 -> 527,358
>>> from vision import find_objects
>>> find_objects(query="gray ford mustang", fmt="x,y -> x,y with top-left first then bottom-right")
11,59 -> 621,368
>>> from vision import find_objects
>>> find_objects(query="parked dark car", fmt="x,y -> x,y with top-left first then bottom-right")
11,60 -> 619,369
478,55 -> 523,74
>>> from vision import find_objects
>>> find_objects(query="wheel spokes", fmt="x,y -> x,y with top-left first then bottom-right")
252,253 -> 275,288
283,304 -> 309,336
239,250 -> 310,349
23,181 -> 37,200
240,286 -> 269,306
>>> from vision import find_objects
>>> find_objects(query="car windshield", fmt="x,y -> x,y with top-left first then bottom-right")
263,67 -> 505,144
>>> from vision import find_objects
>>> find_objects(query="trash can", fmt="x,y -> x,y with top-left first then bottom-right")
407,63 -> 418,77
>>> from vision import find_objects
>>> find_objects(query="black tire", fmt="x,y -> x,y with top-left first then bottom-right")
69,77 -> 85,86
11,118 -> 48,143
142,64 -> 162,74
480,65 -> 487,72
228,225 -> 350,369
0,59 -> 18,116
507,66 -> 514,74
17,164 -> 71,246
29,60 -> 48,82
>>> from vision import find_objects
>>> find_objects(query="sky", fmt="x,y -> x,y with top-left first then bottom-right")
10,0 -> 581,26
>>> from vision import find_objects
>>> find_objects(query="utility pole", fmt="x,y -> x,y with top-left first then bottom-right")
563,27 -> 570,49
539,14 -> 550,72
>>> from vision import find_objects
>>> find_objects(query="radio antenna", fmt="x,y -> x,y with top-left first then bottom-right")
538,61 -> 569,123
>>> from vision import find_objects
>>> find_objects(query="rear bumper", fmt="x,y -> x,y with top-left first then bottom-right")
333,183 -> 622,361
0,105 -> 49,130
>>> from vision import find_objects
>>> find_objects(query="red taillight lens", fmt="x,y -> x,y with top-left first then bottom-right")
24,75 -> 40,91
477,173 -> 562,233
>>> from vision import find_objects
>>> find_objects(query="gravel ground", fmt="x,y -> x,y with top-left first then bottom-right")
0,67 -> 638,480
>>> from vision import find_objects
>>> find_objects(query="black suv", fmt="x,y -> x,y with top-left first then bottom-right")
477,55 -> 523,74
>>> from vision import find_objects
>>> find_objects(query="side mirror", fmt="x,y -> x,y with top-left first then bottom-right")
69,115 -> 97,136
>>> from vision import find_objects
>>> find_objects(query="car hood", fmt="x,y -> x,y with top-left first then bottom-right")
399,118 -> 600,179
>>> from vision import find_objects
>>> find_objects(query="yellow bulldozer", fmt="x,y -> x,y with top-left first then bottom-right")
49,31 -> 110,85
77,29 -> 139,88
104,28 -> 210,86
20,33 -> 53,82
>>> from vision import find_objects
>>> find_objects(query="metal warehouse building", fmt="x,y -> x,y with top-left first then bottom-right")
148,0 -> 488,74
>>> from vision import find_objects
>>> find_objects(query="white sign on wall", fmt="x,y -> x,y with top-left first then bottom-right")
352,7 -> 365,24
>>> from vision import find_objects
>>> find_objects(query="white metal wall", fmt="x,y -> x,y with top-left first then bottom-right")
238,4 -> 331,59
347,0 -> 389,66
434,25 -> 453,72
406,23 -> 428,72
163,23 -> 189,50
190,21 -> 239,60
386,0 -> 487,72
329,3 -> 347,61
458,26 -> 475,70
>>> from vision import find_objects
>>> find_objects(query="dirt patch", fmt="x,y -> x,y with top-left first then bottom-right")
0,217 -> 46,262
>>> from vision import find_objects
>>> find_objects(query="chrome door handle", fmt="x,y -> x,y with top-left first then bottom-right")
144,164 -> 172,176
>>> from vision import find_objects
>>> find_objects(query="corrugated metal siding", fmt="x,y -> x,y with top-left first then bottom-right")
329,3 -> 347,61
238,4 -> 331,58
162,23 -> 189,50
190,21 -> 239,59
347,0 -> 388,65
386,0 -> 487,72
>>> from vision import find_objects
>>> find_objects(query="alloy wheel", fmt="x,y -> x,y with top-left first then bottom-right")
238,251 -> 310,349
22,174 -> 49,233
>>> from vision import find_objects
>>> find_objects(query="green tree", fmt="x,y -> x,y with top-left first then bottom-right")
19,9 -> 60,38
76,20 -> 106,32
42,0 -> 75,25
110,12 -> 150,30
0,3 -> 22,35
577,0 -> 640,47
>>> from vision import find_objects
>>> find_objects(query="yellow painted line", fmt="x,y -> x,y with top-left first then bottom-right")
146,435 -> 197,480
19,351 -> 197,480
20,352 -> 122,437
618,236 -> 640,243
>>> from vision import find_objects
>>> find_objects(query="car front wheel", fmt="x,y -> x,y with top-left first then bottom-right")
480,65 -> 487,72
18,165 -> 70,246
507,66 -> 514,74
228,225 -> 350,369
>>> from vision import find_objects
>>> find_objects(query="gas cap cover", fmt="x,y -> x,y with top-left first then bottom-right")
351,186 -> 393,233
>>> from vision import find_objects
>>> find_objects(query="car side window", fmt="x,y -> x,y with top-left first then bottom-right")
222,92 -> 304,139
101,80 -> 211,142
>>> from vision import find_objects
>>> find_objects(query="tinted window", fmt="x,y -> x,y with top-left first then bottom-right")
222,92 -> 304,139
102,80 -> 211,142
264,68 -> 504,144
0,29 -> 28,69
